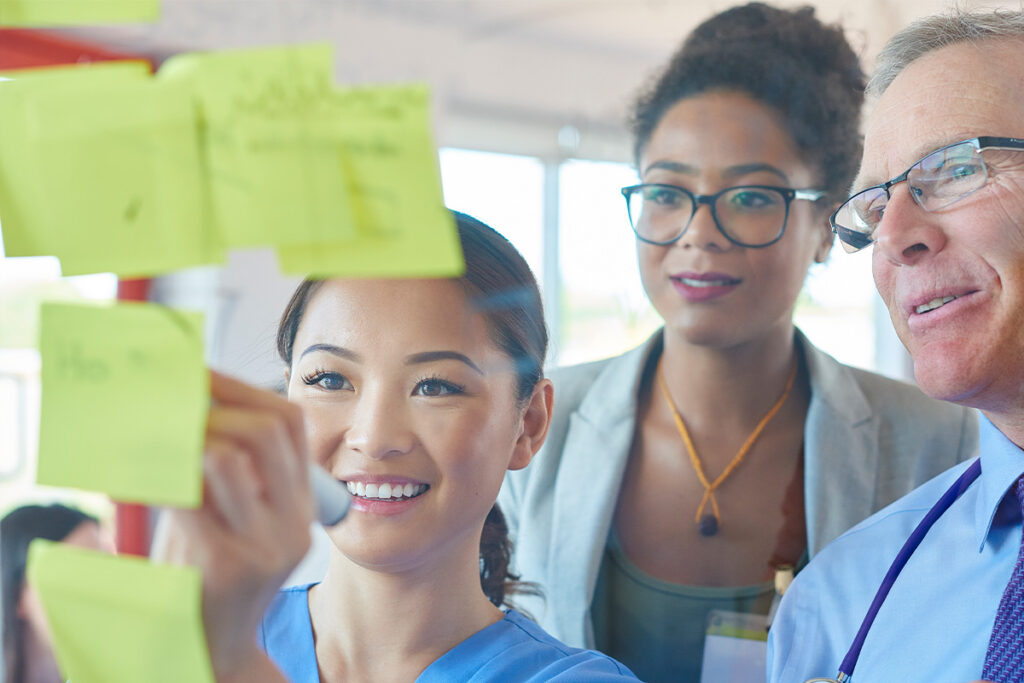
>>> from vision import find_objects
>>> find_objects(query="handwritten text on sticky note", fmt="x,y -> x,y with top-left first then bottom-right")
37,302 -> 207,507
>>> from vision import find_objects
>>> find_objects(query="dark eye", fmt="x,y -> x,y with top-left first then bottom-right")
414,377 -> 464,397
302,370 -> 352,391
729,189 -> 781,211
949,163 -> 981,180
644,186 -> 684,208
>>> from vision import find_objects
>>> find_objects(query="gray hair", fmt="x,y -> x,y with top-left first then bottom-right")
868,9 -> 1024,97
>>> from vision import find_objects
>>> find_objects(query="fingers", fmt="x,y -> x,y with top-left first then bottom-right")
206,405 -> 306,514
206,371 -> 312,519
209,370 -> 308,465
202,436 -> 263,535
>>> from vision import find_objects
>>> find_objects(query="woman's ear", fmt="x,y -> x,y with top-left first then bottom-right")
814,221 -> 834,263
508,379 -> 554,471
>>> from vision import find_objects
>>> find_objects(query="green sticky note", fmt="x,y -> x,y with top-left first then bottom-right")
0,59 -> 152,81
159,44 -> 358,250
276,85 -> 464,277
0,0 -> 160,27
0,71 -> 223,277
27,540 -> 214,683
37,301 -> 207,507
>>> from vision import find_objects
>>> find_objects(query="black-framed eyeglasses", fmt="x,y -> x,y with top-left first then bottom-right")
621,183 -> 825,248
831,136 -> 1024,253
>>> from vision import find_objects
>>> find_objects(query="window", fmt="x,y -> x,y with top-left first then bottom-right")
439,149 -> 883,374
796,243 -> 878,371
0,230 -> 117,512
438,148 -> 545,290
557,158 -> 661,365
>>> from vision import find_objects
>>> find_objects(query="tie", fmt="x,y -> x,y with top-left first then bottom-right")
982,476 -> 1024,682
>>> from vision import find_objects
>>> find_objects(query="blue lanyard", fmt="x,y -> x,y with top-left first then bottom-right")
831,458 -> 982,681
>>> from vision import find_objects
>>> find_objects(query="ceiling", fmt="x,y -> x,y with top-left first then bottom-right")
56,0 -> 1020,160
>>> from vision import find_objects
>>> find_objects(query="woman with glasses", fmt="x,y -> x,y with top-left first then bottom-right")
499,4 -> 978,681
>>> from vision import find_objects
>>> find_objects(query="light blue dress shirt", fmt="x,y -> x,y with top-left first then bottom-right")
259,583 -> 637,682
768,416 -> 1020,683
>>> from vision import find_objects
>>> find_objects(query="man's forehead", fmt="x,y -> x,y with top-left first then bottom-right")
857,38 -> 1024,187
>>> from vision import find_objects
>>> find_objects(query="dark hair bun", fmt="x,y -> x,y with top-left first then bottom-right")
631,2 -> 866,204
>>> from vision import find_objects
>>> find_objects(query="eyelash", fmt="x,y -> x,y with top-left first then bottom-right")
413,375 -> 466,397
299,369 -> 465,397
300,368 -> 350,391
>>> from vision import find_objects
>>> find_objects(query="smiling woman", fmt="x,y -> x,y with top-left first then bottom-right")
154,211 -> 637,683
498,4 -> 980,682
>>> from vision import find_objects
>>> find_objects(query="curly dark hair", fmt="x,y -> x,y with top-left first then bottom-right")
630,2 -> 865,205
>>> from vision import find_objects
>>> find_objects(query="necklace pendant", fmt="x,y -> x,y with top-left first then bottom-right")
698,514 -> 719,537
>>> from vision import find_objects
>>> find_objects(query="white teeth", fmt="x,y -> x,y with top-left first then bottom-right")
680,278 -> 734,288
346,482 -> 427,500
915,295 -> 958,314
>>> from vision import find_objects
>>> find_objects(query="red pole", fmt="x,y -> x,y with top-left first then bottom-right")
115,278 -> 153,556
0,30 -> 158,557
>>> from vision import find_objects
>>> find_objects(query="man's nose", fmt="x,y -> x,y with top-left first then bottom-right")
873,184 -> 948,266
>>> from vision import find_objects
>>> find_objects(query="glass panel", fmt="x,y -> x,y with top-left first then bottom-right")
0,223 -> 117,511
438,148 -> 546,291
558,159 -> 661,366
796,241 -> 877,370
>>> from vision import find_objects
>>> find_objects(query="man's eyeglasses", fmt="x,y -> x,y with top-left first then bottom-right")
831,136 -> 1024,253
621,183 -> 825,249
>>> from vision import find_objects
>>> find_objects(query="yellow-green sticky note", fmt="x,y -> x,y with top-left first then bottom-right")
159,44 -> 358,250
37,301 -> 207,507
0,73 -> 223,277
0,0 -> 160,27
27,540 -> 214,683
276,84 -> 464,278
0,59 -> 152,81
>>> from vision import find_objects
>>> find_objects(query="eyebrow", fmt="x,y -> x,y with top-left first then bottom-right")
297,344 -> 483,375
858,136 -> 972,189
298,344 -> 362,363
642,160 -> 790,183
406,351 -> 484,375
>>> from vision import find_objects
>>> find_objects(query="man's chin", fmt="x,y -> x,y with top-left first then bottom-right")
913,359 -> 985,408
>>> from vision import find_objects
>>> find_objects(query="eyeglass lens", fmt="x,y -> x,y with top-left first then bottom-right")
628,185 -> 788,246
832,141 -> 990,251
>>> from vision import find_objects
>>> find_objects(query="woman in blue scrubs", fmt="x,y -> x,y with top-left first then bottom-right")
155,212 -> 636,683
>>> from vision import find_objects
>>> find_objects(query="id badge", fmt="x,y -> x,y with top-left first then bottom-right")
699,609 -> 768,683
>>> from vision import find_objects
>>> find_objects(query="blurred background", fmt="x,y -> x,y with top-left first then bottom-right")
0,0 -> 1012,517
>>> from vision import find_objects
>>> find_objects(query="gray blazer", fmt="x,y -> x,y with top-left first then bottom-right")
498,330 -> 978,648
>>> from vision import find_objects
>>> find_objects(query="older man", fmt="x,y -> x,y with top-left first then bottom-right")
768,10 -> 1024,683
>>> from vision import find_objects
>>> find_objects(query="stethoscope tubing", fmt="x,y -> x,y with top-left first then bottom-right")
804,459 -> 982,683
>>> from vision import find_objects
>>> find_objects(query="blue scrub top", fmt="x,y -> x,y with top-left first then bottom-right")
259,583 -> 637,682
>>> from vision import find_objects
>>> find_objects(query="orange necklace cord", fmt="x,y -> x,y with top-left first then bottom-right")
657,360 -> 798,531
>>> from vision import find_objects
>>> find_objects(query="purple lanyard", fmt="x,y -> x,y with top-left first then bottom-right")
835,458 -> 982,680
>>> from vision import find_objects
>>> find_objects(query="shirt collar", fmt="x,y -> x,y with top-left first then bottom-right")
975,414 -> 1024,551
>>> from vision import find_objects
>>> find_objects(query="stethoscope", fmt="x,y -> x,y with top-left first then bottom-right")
803,458 -> 982,683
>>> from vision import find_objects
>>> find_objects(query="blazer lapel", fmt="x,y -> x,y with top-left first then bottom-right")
799,332 -> 879,556
545,333 -> 660,647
